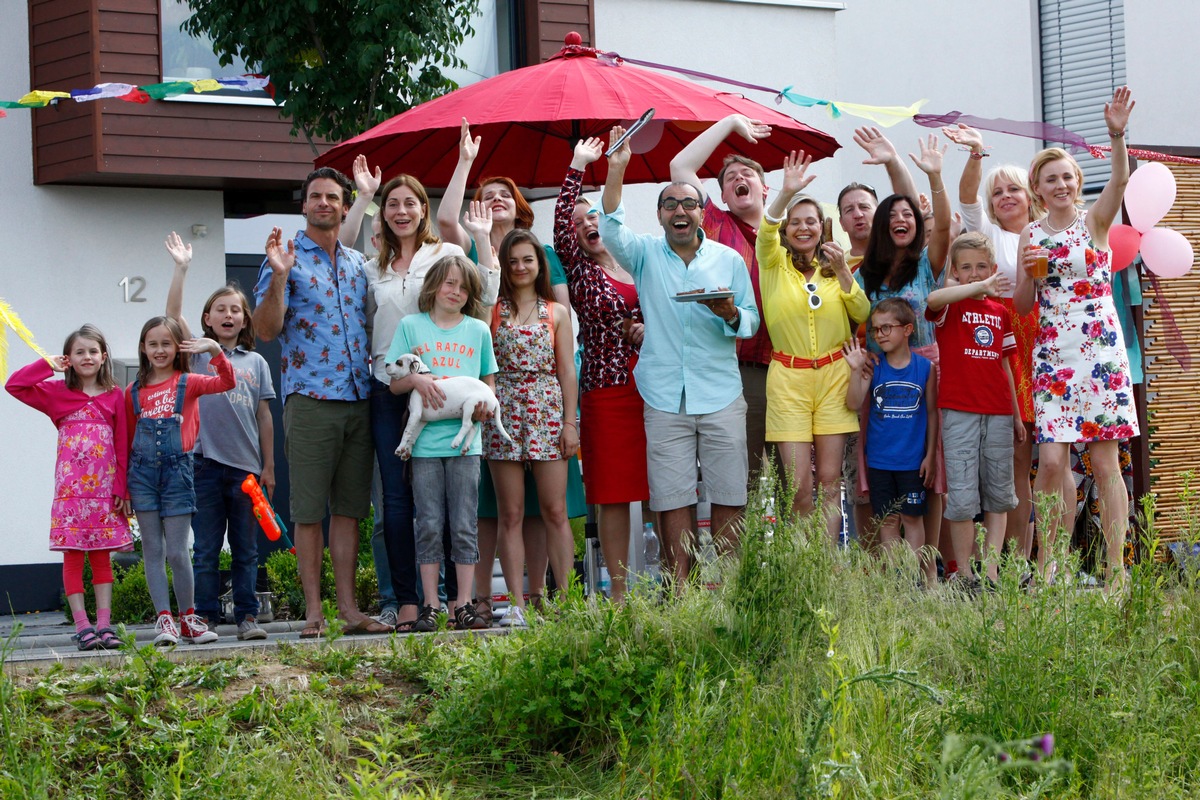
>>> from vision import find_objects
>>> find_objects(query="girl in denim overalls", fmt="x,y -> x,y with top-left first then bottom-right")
126,316 -> 235,645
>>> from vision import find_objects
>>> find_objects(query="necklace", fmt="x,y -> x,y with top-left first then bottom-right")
1042,212 -> 1080,236
515,299 -> 540,326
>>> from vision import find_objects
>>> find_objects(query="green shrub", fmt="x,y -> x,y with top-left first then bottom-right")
265,548 -> 335,619
355,564 -> 378,614
359,505 -> 375,568
110,563 -> 164,624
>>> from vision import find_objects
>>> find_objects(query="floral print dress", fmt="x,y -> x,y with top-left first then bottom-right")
52,402 -> 132,551
1030,214 -> 1139,443
485,298 -> 564,462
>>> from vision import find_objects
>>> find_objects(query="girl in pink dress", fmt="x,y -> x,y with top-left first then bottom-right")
5,325 -> 133,650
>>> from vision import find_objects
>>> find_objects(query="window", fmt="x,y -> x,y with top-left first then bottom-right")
160,0 -> 270,102
1039,0 -> 1125,192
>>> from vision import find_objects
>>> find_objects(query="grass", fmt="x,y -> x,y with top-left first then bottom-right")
7,476 -> 1200,798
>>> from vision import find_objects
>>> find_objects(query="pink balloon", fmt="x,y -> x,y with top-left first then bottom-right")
1108,224 -> 1141,272
1140,227 -> 1194,278
1124,162 -> 1176,233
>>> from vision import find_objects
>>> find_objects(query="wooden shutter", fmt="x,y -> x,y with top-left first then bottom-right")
522,0 -> 595,65
1039,0 -> 1125,191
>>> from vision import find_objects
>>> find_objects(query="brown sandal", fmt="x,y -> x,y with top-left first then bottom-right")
473,597 -> 494,627
455,603 -> 488,630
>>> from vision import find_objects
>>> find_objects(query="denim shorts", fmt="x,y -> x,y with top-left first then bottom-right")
129,451 -> 196,517
412,456 -> 480,566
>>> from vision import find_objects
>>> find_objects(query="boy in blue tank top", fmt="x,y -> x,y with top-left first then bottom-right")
846,298 -> 938,584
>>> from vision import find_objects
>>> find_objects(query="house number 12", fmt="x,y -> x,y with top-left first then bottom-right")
119,276 -> 147,303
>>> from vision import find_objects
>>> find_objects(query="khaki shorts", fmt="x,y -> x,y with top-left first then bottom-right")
942,409 -> 1018,521
283,395 -> 372,523
644,395 -> 748,512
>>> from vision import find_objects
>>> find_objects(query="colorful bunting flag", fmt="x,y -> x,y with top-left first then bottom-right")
0,298 -> 52,384
71,83 -> 137,102
1,76 -> 273,110
17,91 -> 70,108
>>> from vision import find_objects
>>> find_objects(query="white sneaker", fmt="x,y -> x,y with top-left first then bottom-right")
237,615 -> 268,641
499,605 -> 527,628
373,607 -> 399,629
153,612 -> 180,646
179,610 -> 219,644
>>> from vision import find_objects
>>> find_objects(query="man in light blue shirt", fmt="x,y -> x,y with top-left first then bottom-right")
599,127 -> 759,589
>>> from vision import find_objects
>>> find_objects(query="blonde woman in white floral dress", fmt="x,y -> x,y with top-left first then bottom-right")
1014,87 -> 1138,588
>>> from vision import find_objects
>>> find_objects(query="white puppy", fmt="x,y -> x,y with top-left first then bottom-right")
385,353 -> 511,460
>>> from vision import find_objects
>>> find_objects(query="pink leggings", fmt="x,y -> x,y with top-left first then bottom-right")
62,550 -> 114,596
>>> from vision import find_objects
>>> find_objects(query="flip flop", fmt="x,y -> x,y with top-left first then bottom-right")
339,617 -> 393,635
298,623 -> 324,639
394,619 -> 417,633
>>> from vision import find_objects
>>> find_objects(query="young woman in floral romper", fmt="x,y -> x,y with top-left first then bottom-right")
484,229 -> 579,625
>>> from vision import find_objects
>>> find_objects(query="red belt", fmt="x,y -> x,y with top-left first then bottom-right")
771,349 -> 845,370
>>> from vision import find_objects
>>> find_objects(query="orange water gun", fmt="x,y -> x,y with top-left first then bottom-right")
241,474 -> 294,553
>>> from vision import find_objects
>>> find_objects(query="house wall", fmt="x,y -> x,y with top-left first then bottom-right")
591,0 -> 1042,232
2,1 -> 226,601
1123,6 -> 1200,148
29,0 -> 325,189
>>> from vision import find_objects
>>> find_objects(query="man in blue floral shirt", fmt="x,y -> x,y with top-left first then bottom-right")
255,167 -> 390,637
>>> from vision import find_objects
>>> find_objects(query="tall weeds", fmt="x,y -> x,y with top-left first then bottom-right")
412,475 -> 1200,798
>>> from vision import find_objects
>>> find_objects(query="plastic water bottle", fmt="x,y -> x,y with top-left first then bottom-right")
643,522 -> 661,581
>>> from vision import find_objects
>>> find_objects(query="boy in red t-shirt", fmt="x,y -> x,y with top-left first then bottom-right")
926,232 -> 1024,585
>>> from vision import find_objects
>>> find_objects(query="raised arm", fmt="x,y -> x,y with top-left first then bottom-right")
601,125 -> 631,214
1013,224 -> 1036,316
909,135 -> 951,276
461,201 -> 500,306
437,118 -> 480,251
557,137 -> 604,265
843,338 -> 872,410
253,228 -> 295,342
669,113 -> 771,200
339,154 -> 382,249
764,150 -> 815,222
854,127 -> 919,201
926,270 -> 1009,311
164,231 -> 194,339
943,124 -> 987,207
1087,87 -> 1136,245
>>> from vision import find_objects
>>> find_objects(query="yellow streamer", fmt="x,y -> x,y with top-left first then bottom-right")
0,298 -> 53,383
189,79 -> 223,94
18,90 -> 70,107
831,99 -> 928,128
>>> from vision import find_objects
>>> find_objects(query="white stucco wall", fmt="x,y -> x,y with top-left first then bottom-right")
0,2 -> 225,567
593,0 -> 1044,228
591,0 -> 838,234
1123,5 -> 1200,148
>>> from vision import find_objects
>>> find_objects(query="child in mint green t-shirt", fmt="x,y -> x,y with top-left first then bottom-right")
386,255 -> 498,631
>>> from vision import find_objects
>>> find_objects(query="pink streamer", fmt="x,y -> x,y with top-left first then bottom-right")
1148,274 -> 1191,371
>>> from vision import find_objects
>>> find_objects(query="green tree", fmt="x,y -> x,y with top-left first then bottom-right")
181,0 -> 480,143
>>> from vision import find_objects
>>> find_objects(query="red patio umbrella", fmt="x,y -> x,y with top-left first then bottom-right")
316,33 -> 839,189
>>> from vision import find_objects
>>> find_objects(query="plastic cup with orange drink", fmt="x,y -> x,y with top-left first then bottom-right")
1027,245 -> 1050,280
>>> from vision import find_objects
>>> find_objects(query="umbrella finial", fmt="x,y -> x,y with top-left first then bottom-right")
564,31 -> 583,46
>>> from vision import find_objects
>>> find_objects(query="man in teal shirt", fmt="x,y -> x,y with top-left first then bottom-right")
599,127 -> 759,591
